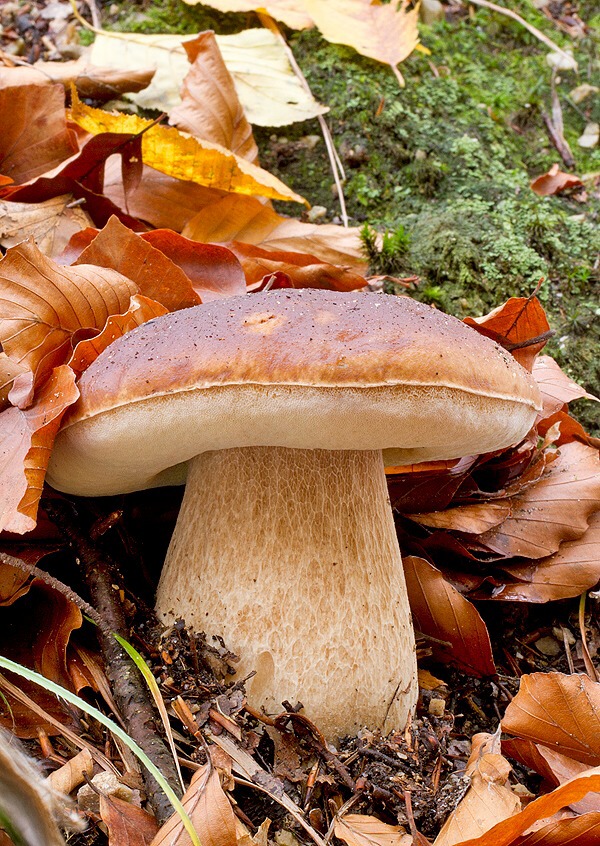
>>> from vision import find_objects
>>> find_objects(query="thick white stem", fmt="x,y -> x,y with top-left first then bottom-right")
156,447 -> 418,738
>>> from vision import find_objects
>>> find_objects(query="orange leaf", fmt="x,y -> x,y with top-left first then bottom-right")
403,555 -> 496,676
0,84 -> 78,185
530,164 -> 584,196
479,442 -> 600,559
305,0 -> 421,86
0,366 -> 79,534
170,33 -> 259,164
0,239 -> 137,397
533,356 -> 599,417
465,297 -> 550,372
150,764 -> 237,846
69,295 -> 169,376
100,794 -> 159,846
502,673 -> 600,767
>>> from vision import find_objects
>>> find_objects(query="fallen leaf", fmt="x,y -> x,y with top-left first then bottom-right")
0,366 -> 79,534
100,794 -> 159,846
69,295 -> 169,377
0,84 -> 77,185
0,60 -> 155,101
530,164 -> 584,196
334,813 -> 412,846
533,356 -> 599,417
180,0 -> 314,29
90,29 -> 327,126
0,195 -> 93,258
0,239 -> 137,397
465,297 -> 550,371
72,217 -> 201,311
502,673 -> 600,767
0,354 -> 27,409
150,764 -> 237,846
170,33 -> 259,163
229,241 -> 366,290
69,91 -> 305,204
495,509 -> 600,602
47,748 -> 94,794
479,441 -> 600,559
305,0 -> 421,86
410,502 -> 512,534
512,811 -> 600,845
142,229 -> 247,301
183,193 -> 367,268
403,555 -> 496,676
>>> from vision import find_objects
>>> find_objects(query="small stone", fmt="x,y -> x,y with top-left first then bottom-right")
429,697 -> 446,716
420,0 -> 444,25
535,636 -> 561,656
553,626 -> 576,645
306,205 -> 327,222
578,122 -> 599,149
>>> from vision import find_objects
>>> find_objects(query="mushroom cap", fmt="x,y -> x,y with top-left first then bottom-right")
47,289 -> 542,496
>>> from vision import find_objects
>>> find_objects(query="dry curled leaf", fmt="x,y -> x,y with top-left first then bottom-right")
530,164 -> 584,196
533,356 -> 599,417
0,61 -> 155,102
69,91 -> 305,204
0,195 -> 94,258
170,32 -> 259,164
403,555 -> 496,676
100,794 -> 159,846
465,296 -> 550,372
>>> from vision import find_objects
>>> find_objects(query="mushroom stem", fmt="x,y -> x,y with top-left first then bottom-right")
156,447 -> 418,738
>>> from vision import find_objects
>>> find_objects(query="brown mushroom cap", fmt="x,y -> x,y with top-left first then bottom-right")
47,289 -> 542,496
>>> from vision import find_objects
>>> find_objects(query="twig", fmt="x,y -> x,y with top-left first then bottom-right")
464,0 -> 577,70
541,112 -> 576,169
41,497 -> 181,823
257,13 -> 349,227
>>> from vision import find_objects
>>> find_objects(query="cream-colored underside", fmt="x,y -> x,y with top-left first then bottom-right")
156,447 -> 418,739
48,383 -> 537,496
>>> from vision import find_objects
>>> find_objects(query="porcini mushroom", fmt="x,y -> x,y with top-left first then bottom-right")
47,290 -> 541,738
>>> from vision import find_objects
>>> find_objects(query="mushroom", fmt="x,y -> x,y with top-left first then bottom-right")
47,290 -> 541,738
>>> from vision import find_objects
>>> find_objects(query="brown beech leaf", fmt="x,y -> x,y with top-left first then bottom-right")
464,297 -> 550,371
0,61 -> 155,102
104,159 -> 227,232
0,353 -> 27,409
530,164 -> 584,196
170,32 -> 259,164
183,193 -> 367,268
0,366 -> 79,534
403,555 -> 496,676
69,295 -> 169,377
150,764 -> 237,846
229,241 -> 366,291
100,795 -> 159,846
0,571 -> 82,736
142,230 -> 247,302
533,355 -> 599,417
450,768 -> 600,846
0,195 -> 94,258
502,673 -> 600,767
0,84 -> 78,185
386,456 -> 477,513
479,441 -> 600,559
305,0 -> 421,86
334,813 -> 412,846
73,217 -> 201,311
0,239 -> 137,395
495,509 -> 600,602
434,745 -> 520,846
410,502 -> 511,534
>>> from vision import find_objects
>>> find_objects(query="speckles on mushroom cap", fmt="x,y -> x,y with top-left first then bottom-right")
47,290 -> 542,496
63,289 -> 541,422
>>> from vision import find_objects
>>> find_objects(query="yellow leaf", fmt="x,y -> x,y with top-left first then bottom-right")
180,0 -> 314,30
304,0 -> 421,86
69,90 -> 306,205
90,30 -> 327,126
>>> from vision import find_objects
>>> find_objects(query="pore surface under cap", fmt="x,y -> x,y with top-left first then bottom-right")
47,289 -> 542,496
